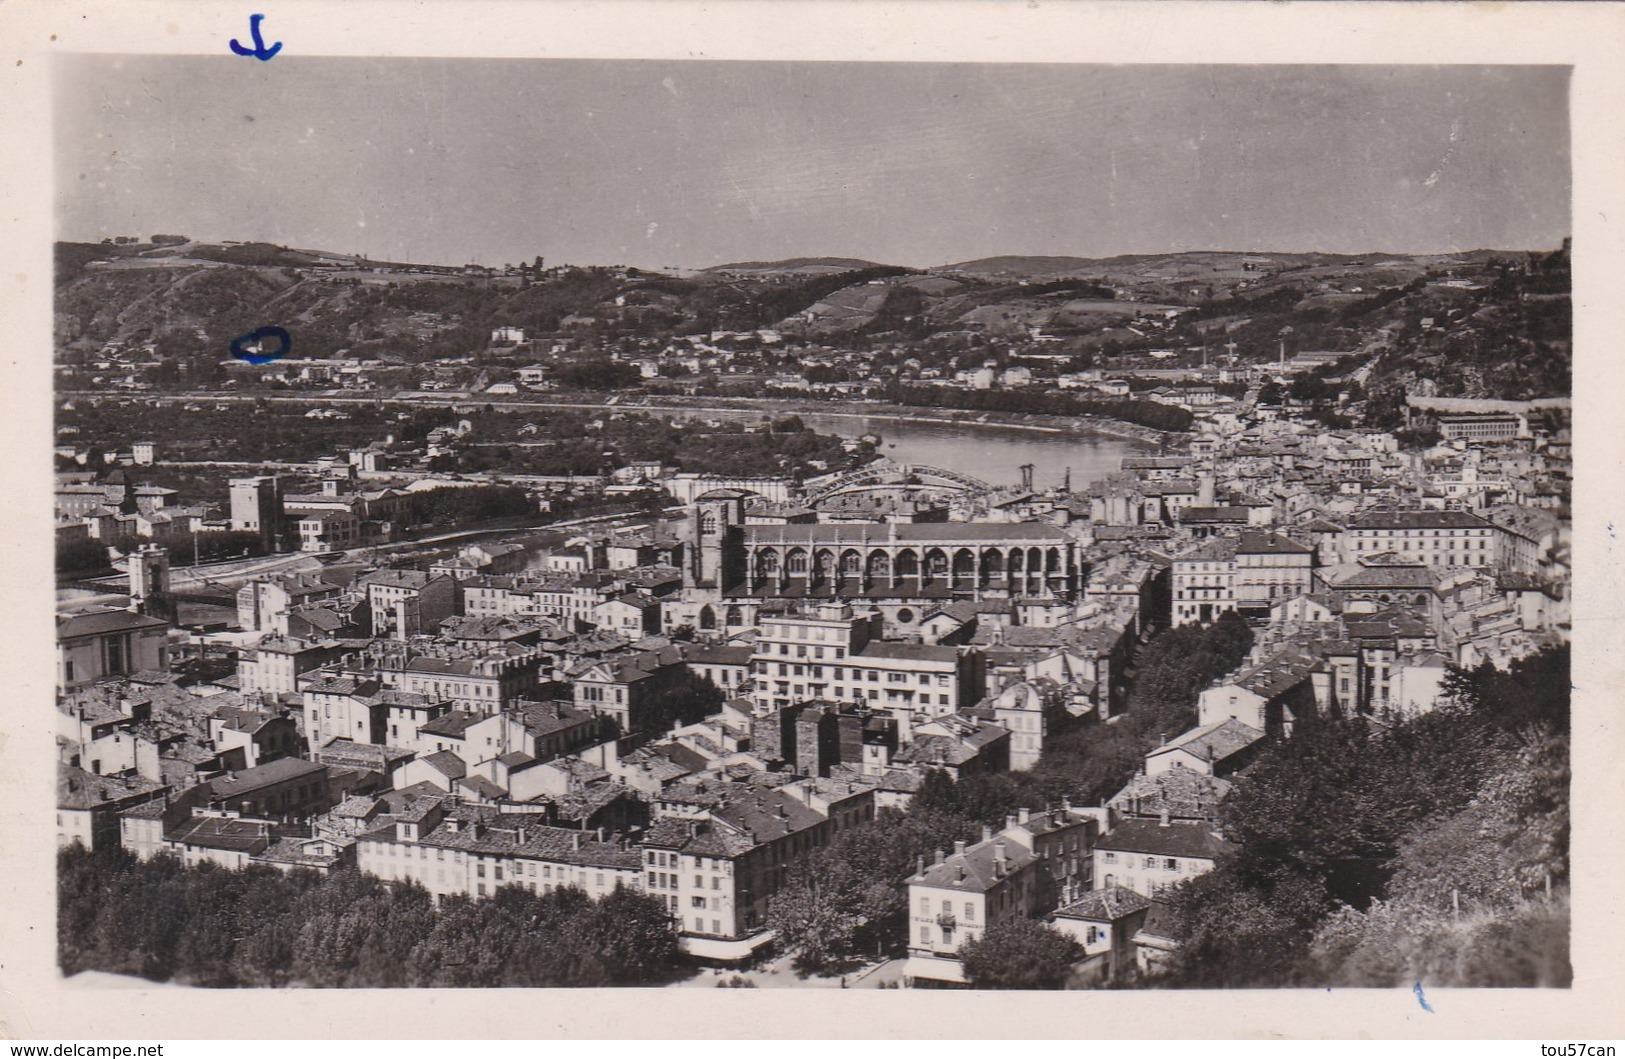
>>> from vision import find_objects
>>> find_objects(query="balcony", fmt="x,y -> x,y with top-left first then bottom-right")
935,911 -> 957,929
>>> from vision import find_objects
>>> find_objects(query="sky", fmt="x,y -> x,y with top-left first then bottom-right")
55,58 -> 1571,270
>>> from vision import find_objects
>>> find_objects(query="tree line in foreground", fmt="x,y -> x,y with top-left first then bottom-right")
59,846 -> 684,988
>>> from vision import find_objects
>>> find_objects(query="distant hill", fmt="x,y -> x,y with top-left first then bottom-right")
54,236 -> 1568,404
705,257 -> 897,275
938,249 -> 1523,280
940,255 -> 1117,278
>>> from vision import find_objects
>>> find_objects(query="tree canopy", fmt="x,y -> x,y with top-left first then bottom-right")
960,918 -> 1085,990
59,846 -> 684,988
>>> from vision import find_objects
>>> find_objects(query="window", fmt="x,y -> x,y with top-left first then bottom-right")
1103,852 -> 1116,864
1165,858 -> 1179,871
920,926 -> 931,944
691,896 -> 707,908
964,903 -> 974,920
920,897 -> 929,914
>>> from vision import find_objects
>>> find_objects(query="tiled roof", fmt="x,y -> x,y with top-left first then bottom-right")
402,815 -> 642,869
857,641 -> 960,663
1107,769 -> 1231,821
458,775 -> 506,799
1179,506 -> 1251,524
57,763 -> 167,810
57,609 -> 168,640
1095,818 -> 1232,860
1134,901 -> 1184,944
1055,885 -> 1153,923
516,701 -> 595,736
1148,718 -> 1264,764
894,734 -> 982,768
1327,563 -> 1439,590
359,569 -> 433,589
1348,509 -> 1492,530
911,837 -> 1038,893
167,815 -> 272,854
412,711 -> 481,743
417,750 -> 467,779
1222,648 -> 1320,699
683,643 -> 754,667
1175,538 -> 1238,563
1236,531 -> 1313,556
209,757 -> 327,799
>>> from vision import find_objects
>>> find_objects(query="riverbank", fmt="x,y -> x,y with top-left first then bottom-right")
66,389 -> 1181,448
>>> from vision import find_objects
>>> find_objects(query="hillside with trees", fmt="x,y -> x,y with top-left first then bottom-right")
57,240 -> 1569,412
1163,645 -> 1570,988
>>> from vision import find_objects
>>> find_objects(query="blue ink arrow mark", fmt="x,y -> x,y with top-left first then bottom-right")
1413,981 -> 1433,1013
229,14 -> 282,61
231,326 -> 292,364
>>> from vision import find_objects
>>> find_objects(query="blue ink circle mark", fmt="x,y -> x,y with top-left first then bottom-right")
231,326 -> 292,364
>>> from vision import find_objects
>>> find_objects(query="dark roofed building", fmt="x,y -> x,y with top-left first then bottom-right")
207,757 -> 331,818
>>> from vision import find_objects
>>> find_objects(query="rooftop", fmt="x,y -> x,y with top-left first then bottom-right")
1055,885 -> 1153,923
209,757 -> 327,800
1094,818 -> 1233,860
57,763 -> 167,810
57,609 -> 169,640
1148,718 -> 1264,765
1348,509 -> 1492,531
911,837 -> 1039,893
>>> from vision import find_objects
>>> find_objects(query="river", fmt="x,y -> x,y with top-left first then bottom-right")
699,410 -> 1150,491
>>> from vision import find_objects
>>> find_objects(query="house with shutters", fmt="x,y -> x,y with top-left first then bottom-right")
1093,816 -> 1232,899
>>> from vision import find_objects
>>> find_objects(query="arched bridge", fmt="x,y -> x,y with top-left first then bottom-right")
804,462 -> 992,506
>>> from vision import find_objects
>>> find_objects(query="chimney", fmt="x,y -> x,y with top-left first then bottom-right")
1062,795 -> 1072,812
1005,813 -> 1018,831
517,827 -> 527,844
934,848 -> 946,865
1018,807 -> 1030,825
981,825 -> 993,843
1159,808 -> 1172,828
953,839 -> 967,856
916,854 -> 926,877
993,841 -> 1008,875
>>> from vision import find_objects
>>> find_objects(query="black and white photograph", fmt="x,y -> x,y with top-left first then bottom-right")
6,0 -> 1623,1043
